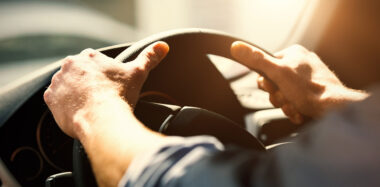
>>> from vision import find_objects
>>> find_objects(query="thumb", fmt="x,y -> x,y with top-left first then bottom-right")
130,41 -> 170,72
231,41 -> 280,79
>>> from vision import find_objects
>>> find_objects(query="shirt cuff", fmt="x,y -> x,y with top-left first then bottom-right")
118,135 -> 224,187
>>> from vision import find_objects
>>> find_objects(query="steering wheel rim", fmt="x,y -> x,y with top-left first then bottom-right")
123,28 -> 274,124
73,28 -> 272,187
116,28 -> 273,74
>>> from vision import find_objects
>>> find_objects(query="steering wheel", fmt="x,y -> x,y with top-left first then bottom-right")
72,28 -> 273,187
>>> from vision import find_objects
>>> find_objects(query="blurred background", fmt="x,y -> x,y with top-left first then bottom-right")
0,0 -> 379,89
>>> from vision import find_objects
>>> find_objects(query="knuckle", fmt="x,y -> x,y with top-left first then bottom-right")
281,105 -> 291,116
64,55 -> 75,63
291,44 -> 308,53
274,51 -> 285,59
135,67 -> 147,77
250,50 -> 264,61
82,48 -> 94,53
133,63 -> 147,73
309,51 -> 320,60
144,50 -> 159,63
274,65 -> 291,77
51,72 -> 60,83
277,44 -> 308,59
269,94 -> 281,108
62,56 -> 77,68
81,48 -> 97,57
280,65 -> 292,72
50,71 -> 63,87
61,59 -> 73,71
263,81 -> 276,93
43,89 -> 52,104
132,66 -> 147,81
267,64 -> 285,80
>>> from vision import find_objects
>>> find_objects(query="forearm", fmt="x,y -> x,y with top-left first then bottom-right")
43,42 -> 170,186
75,96 -> 165,187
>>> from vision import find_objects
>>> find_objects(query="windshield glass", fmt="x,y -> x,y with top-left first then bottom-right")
0,0 -> 137,87
0,0 -> 314,88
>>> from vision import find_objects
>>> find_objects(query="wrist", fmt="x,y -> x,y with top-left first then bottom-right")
320,86 -> 369,116
333,87 -> 369,105
71,93 -> 165,186
343,88 -> 369,101
73,93 -> 134,142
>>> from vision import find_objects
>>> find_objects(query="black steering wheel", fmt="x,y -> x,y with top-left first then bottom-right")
72,28 -> 273,187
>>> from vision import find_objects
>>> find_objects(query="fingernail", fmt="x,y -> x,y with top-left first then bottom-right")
154,45 -> 164,58
257,76 -> 264,82
257,76 -> 264,89
231,41 -> 241,49
231,41 -> 247,57
153,42 -> 168,59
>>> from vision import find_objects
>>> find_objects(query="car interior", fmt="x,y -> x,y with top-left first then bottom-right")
1,0 -> 379,186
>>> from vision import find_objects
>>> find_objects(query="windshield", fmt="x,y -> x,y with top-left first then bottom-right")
0,0 -> 318,88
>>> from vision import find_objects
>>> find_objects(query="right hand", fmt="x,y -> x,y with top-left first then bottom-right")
231,42 -> 368,124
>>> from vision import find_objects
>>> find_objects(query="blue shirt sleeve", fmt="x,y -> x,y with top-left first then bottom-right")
118,136 -> 227,187
119,86 -> 380,187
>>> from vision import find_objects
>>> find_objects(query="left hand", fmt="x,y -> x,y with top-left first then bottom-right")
44,42 -> 169,139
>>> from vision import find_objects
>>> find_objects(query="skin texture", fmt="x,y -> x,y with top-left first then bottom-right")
230,41 -> 369,124
44,42 -> 170,187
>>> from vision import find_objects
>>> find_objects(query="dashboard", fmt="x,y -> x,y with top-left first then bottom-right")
0,88 -> 73,186
0,87 -> 180,186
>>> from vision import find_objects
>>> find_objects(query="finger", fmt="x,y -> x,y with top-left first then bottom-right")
49,71 -> 63,90
269,91 -> 286,108
130,41 -> 169,72
274,50 -> 285,59
257,76 -> 277,93
60,56 -> 75,72
43,88 -> 54,106
292,113 -> 304,124
231,41 -> 280,78
287,113 -> 304,125
274,44 -> 309,58
257,75 -> 265,90
80,48 -> 97,58
273,46 -> 292,58
79,48 -> 113,65
281,104 -> 303,124
281,103 -> 297,118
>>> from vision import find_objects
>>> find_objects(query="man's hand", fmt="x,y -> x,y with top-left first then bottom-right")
44,42 -> 170,187
44,42 -> 169,139
231,42 -> 368,124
